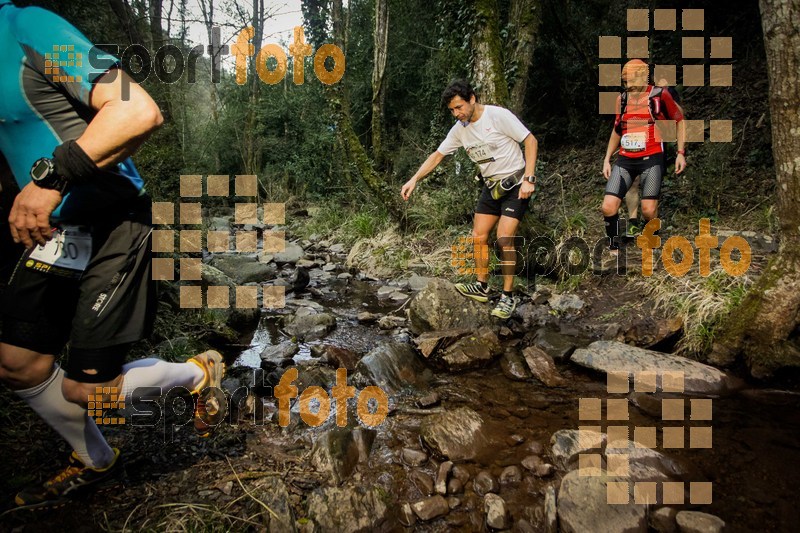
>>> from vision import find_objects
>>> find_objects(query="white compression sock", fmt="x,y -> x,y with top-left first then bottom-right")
119,358 -> 205,402
15,364 -> 115,469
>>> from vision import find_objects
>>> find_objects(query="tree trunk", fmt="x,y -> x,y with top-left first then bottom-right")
711,0 -> 800,378
149,0 -> 164,49
371,0 -> 389,163
107,0 -> 143,45
507,0 -> 541,115
471,0 -> 508,105
327,0 -> 402,219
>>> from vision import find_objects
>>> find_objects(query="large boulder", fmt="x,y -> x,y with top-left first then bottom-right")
407,279 -> 495,334
282,309 -> 337,341
354,343 -> 428,395
211,254 -> 278,284
557,468 -> 647,533
272,241 -> 305,264
415,328 -> 502,372
306,484 -> 390,532
249,476 -> 296,532
420,407 -> 490,461
570,341 -> 738,395
311,427 -> 375,484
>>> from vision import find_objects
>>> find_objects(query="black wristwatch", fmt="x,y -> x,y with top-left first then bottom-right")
524,175 -> 537,184
30,157 -> 69,194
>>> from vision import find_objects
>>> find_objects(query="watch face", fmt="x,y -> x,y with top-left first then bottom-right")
32,159 -> 51,181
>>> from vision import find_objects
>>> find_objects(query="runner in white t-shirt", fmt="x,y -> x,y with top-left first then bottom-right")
401,80 -> 538,319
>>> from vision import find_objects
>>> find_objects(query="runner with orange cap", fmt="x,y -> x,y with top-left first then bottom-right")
601,59 -> 686,258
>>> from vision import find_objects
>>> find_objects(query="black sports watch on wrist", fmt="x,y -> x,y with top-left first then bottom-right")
523,175 -> 537,184
30,157 -> 69,194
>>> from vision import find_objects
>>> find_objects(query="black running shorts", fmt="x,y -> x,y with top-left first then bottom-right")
605,154 -> 663,200
0,213 -> 156,381
475,183 -> 531,220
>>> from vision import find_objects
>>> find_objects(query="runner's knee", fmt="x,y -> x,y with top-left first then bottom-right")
641,203 -> 658,220
601,198 -> 620,217
0,344 -> 55,389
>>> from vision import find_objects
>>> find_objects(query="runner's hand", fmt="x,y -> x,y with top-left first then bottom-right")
401,178 -> 417,201
8,183 -> 61,248
603,160 -> 612,180
519,181 -> 535,200
675,153 -> 686,175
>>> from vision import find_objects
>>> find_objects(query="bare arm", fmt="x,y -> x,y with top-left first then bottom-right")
602,130 -> 621,179
78,69 -> 164,167
401,151 -> 446,200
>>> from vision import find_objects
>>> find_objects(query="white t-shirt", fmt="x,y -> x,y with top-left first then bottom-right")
436,105 -> 531,178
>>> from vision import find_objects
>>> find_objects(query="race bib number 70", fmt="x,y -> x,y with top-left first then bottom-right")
26,225 -> 93,279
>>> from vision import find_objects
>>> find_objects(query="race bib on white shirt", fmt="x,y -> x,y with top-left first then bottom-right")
621,132 -> 647,151
466,143 -> 495,164
27,225 -> 92,279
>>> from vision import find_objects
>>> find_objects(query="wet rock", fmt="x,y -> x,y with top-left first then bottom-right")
558,468 -> 646,533
570,341 -> 738,395
624,316 -> 683,349
410,470 -> 434,495
377,316 -> 406,330
521,455 -> 543,472
355,342 -> 428,395
675,511 -> 725,533
550,429 -> 606,470
322,263 -> 337,272
507,434 -> 525,446
212,254 -> 278,284
306,484 -> 389,532
522,346 -> 567,387
260,340 -> 300,362
516,302 -> 555,329
534,463 -> 554,477
251,477 -> 296,532
330,243 -> 346,254
473,471 -> 499,496
544,484 -> 557,533
499,465 -> 522,485
352,427 -> 376,463
420,407 -> 490,461
484,494 -> 509,529
209,216 -> 230,230
390,291 -> 409,301
273,242 -> 305,264
649,507 -> 678,532
447,496 -> 461,509
527,440 -> 545,455
500,349 -> 532,381
283,310 -> 337,341
436,461 -> 453,495
417,391 -> 441,408
414,328 -> 471,358
408,279 -> 495,334
376,286 -> 396,299
201,263 -> 236,287
628,392 -> 663,418
399,503 -> 417,527
411,495 -> 450,521
605,440 -> 686,480
258,253 -> 274,264
518,518 -> 538,533
402,448 -> 428,467
356,311 -> 380,324
447,478 -> 463,494
452,465 -> 470,484
337,272 -> 352,280
432,327 -> 502,372
310,427 -> 362,484
533,328 -> 579,360
318,345 -> 360,371
548,293 -> 584,313
407,274 -> 432,291
296,258 -> 315,268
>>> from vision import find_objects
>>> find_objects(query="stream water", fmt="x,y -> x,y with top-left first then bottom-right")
233,277 -> 800,532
